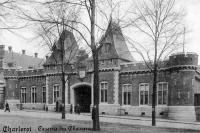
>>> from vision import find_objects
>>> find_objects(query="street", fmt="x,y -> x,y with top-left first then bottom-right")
0,110 -> 199,133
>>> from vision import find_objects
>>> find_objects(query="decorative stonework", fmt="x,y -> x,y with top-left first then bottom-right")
114,71 -> 119,105
65,75 -> 68,104
45,76 -> 49,104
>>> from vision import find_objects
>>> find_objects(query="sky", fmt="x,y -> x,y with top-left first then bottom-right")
1,0 -> 200,62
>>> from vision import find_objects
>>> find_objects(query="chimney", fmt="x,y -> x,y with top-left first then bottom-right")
34,53 -> 38,58
22,50 -> 25,55
8,46 -> 12,52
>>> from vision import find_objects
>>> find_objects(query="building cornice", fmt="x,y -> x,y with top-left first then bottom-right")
120,65 -> 198,75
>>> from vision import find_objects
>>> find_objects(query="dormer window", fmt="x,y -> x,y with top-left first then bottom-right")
28,66 -> 33,69
100,60 -> 105,66
105,43 -> 111,53
7,62 -> 14,67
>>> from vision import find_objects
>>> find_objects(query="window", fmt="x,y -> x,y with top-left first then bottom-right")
20,87 -> 26,103
105,43 -> 111,53
139,83 -> 149,105
53,84 -> 60,103
100,82 -> 108,103
178,91 -> 181,99
42,86 -> 46,103
157,82 -> 168,105
31,86 -> 37,103
100,60 -> 105,66
122,84 -> 132,105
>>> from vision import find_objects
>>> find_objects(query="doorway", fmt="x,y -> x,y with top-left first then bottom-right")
74,85 -> 91,113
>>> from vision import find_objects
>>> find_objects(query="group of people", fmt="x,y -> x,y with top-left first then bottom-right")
70,104 -> 96,120
74,104 -> 81,114
3,101 -> 97,120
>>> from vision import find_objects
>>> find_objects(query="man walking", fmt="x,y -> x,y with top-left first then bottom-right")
4,102 -> 10,112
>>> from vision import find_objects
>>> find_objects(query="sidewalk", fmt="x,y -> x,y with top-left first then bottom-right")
1,109 -> 200,131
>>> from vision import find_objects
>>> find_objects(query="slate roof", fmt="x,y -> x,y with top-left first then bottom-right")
44,30 -> 79,65
3,50 -> 45,70
99,20 -> 135,62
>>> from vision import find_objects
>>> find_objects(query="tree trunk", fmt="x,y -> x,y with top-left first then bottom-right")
91,0 -> 100,130
61,29 -> 66,119
92,49 -> 100,130
152,63 -> 157,126
61,70 -> 66,119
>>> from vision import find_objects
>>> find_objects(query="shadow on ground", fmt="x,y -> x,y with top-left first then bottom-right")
44,121 -> 200,133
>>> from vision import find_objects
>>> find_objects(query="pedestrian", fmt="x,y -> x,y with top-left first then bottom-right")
77,104 -> 80,115
4,102 -> 10,112
92,105 -> 96,120
70,104 -> 72,114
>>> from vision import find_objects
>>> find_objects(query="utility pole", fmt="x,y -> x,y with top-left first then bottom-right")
183,27 -> 186,54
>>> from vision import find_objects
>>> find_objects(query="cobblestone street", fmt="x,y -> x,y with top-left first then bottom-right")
0,110 -> 200,133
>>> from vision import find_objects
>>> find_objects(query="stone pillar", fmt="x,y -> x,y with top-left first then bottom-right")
114,71 -> 119,105
65,75 -> 68,104
91,73 -> 94,105
45,76 -> 49,104
70,87 -> 75,113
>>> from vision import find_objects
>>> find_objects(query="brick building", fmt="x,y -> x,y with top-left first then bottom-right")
0,21 -> 200,121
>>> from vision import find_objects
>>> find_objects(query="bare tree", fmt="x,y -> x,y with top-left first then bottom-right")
19,0 -> 128,130
25,2 -> 81,119
126,0 -> 184,126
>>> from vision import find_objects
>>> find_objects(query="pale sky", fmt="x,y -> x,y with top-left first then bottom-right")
1,0 -> 200,62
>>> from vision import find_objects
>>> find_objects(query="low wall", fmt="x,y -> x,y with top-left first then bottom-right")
99,104 -> 120,115
22,103 -> 45,110
99,104 -> 168,118
7,99 -> 20,110
168,106 -> 196,121
46,104 -> 71,112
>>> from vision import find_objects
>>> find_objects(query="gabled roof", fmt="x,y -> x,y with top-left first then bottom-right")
44,30 -> 79,65
99,20 -> 135,62
3,51 -> 44,70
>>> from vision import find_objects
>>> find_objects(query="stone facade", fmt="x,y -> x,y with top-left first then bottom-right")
0,22 -> 200,122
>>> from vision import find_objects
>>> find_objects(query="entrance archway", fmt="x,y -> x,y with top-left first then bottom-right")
72,83 -> 91,113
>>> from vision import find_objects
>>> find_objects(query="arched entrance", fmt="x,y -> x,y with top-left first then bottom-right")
72,84 -> 91,113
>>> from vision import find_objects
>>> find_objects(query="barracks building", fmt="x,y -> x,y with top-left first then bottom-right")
0,21 -> 200,122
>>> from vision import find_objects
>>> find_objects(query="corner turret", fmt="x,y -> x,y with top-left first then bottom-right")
168,52 -> 198,66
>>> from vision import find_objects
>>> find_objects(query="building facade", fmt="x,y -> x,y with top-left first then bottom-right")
0,21 -> 200,122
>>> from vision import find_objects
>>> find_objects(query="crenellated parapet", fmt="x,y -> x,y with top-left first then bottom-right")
4,69 -> 18,78
120,62 -> 150,72
18,69 -> 44,77
119,52 -> 199,74
4,68 -> 45,79
168,52 -> 198,66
